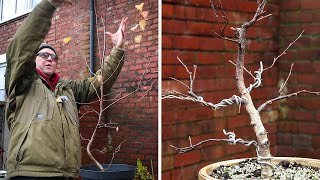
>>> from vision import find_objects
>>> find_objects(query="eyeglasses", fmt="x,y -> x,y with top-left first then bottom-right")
37,52 -> 58,62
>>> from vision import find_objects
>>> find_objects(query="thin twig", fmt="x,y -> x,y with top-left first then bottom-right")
210,0 -> 239,44
106,139 -> 127,171
258,90 -> 320,112
264,30 -> 304,71
279,63 -> 294,94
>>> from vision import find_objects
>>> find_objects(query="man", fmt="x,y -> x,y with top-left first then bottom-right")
5,0 -> 127,179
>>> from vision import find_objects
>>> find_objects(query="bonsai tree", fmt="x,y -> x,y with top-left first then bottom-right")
65,1 -> 157,174
162,0 -> 319,179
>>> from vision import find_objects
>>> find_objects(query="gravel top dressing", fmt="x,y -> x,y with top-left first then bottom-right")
211,158 -> 320,180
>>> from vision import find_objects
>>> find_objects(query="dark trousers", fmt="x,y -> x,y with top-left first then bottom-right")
11,177 -> 72,180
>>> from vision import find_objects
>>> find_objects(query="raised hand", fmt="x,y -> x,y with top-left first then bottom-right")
106,17 -> 128,49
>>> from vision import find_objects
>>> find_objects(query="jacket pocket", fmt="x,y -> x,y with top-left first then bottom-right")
15,121 -> 64,169
32,82 -> 55,122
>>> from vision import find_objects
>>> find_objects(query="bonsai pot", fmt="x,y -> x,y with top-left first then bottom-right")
80,164 -> 136,180
198,157 -> 320,180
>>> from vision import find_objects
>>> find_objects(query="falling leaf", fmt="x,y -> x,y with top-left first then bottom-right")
135,3 -> 144,12
130,24 -> 139,31
116,127 -> 119,132
140,11 -> 148,20
139,20 -> 147,31
63,36 -> 71,45
135,35 -> 142,44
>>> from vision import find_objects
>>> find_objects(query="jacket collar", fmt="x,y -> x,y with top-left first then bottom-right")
36,68 -> 60,90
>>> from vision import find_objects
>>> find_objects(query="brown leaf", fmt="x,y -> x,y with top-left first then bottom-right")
140,11 -> 148,20
139,20 -> 147,31
134,35 -> 142,44
135,3 -> 144,12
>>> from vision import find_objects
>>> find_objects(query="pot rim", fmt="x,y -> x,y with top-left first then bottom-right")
198,157 -> 320,180
80,164 -> 136,173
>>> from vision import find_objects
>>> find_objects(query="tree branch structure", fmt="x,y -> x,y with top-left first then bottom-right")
163,0 -> 320,179
76,5 -> 156,172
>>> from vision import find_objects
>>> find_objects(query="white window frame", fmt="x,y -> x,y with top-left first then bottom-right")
0,0 -> 40,24
0,54 -> 5,102
0,54 -> 5,64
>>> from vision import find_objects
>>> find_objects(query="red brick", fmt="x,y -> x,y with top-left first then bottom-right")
280,0 -> 300,10
162,171 -> 172,180
162,4 -> 174,18
163,19 -> 187,34
312,136 -> 320,148
301,0 -> 320,9
174,150 -> 201,167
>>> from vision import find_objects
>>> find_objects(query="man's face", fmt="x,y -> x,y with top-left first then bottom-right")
35,48 -> 58,79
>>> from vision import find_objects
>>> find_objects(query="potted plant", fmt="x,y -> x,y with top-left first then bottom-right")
75,2 -> 155,180
162,0 -> 320,179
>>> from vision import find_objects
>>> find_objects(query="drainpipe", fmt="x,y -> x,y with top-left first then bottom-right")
90,0 -> 95,76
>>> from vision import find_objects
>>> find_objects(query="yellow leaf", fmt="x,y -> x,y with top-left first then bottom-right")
139,20 -> 147,31
63,36 -> 71,45
140,11 -> 148,20
135,35 -> 142,44
130,24 -> 139,31
135,3 -> 144,12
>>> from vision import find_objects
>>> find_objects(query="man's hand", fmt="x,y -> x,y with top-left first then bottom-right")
48,0 -> 73,6
106,17 -> 128,49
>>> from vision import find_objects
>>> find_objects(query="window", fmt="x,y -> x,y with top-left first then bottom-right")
0,54 -> 5,101
0,0 -> 41,23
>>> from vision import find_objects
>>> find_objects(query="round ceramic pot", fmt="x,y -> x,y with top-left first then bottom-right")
80,164 -> 136,180
198,157 -> 320,180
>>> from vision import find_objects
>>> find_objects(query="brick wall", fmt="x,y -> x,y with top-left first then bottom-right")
162,0 -> 281,179
0,0 -> 158,177
277,0 -> 320,159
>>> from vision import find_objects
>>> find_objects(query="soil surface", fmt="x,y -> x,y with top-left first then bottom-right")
211,158 -> 320,180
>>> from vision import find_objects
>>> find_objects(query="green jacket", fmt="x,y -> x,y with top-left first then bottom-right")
5,0 -> 125,178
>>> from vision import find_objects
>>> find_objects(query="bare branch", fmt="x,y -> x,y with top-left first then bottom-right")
264,30 -> 304,71
171,130 -> 257,154
258,90 -> 320,112
257,13 -> 272,22
79,106 -> 99,120
106,139 -> 127,171
135,79 -> 157,101
229,60 -> 255,79
243,0 -> 268,29
76,91 -> 124,106
80,133 -> 90,142
212,30 -> 239,43
163,57 -> 246,110
97,118 -> 119,130
80,48 -> 96,77
168,77 -> 189,89
91,147 -> 109,154
210,0 -> 239,43
102,72 -> 156,112
279,63 -> 294,94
